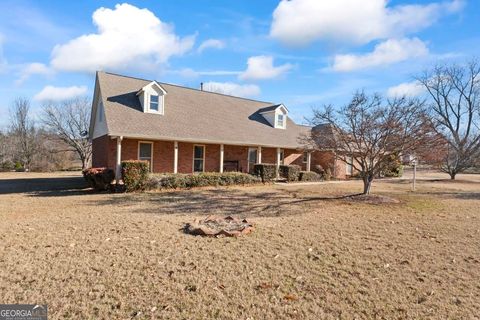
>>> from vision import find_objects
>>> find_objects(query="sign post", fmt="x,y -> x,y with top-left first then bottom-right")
411,158 -> 417,191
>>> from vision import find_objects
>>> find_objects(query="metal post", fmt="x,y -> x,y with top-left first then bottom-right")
412,159 -> 417,191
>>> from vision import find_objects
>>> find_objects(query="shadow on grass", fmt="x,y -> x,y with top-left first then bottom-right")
90,188 -> 364,217
0,176 -> 89,196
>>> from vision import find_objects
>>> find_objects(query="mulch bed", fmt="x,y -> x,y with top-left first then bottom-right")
345,194 -> 400,205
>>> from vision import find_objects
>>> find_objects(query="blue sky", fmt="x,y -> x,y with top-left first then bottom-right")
0,0 -> 478,128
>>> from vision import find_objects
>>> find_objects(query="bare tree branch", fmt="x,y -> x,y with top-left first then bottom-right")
305,91 -> 429,194
41,97 -> 92,169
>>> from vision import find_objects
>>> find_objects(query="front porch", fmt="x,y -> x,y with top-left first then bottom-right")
91,135 -> 313,183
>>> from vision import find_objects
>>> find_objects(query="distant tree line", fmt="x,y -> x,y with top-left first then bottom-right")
0,97 -> 92,172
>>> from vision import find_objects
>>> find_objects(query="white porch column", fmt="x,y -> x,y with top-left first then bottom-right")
257,146 -> 262,164
306,152 -> 312,172
220,144 -> 224,173
173,141 -> 178,173
115,136 -> 123,184
276,147 -> 281,178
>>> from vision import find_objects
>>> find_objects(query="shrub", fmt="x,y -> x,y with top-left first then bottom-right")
312,164 -> 324,175
253,163 -> 277,182
82,167 -> 115,191
14,162 -> 25,172
147,172 -> 260,190
323,167 -> 333,181
379,154 -> 403,178
0,160 -> 14,172
279,164 -> 301,182
299,171 -> 321,182
121,160 -> 150,192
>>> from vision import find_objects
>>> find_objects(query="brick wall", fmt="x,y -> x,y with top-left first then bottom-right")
310,150 -> 351,179
92,134 -> 110,168
224,145 -> 249,173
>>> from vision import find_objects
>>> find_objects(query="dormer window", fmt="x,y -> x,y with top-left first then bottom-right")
276,114 -> 284,127
137,81 -> 167,115
150,95 -> 159,112
258,103 -> 289,129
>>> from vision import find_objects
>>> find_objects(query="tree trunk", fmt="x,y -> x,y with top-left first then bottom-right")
450,172 -> 456,180
362,175 -> 373,195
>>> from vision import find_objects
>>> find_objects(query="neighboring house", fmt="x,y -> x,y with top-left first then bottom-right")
89,71 -> 350,181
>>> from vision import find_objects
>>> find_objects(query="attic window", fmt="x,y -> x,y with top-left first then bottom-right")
150,95 -> 159,111
276,114 -> 285,127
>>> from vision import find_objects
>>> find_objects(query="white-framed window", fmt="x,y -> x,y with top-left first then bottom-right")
138,142 -> 153,171
346,156 -> 353,175
150,94 -> 159,112
279,149 -> 285,165
276,114 -> 285,127
193,145 -> 205,173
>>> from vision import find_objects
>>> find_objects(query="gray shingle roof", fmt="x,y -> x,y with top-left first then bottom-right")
97,71 -> 311,149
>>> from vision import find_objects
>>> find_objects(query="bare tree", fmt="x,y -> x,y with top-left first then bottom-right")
41,97 -> 92,169
308,92 -> 429,194
9,98 -> 38,170
416,59 -> 480,179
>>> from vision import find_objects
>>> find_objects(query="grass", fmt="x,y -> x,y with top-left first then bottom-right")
0,170 -> 479,319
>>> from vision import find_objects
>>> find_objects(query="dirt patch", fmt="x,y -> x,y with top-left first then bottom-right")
184,215 -> 254,237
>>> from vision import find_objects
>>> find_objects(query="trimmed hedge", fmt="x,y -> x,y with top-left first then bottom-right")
82,167 -> 115,191
147,172 -> 260,190
279,164 -> 301,182
299,171 -> 321,182
253,163 -> 277,182
121,160 -> 150,192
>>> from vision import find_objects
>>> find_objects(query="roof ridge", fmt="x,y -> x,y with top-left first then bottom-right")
101,70 -> 274,105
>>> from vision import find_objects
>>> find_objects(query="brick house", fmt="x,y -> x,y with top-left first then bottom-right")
89,72 -> 350,181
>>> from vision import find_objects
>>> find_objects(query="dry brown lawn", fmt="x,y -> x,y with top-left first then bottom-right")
0,170 -> 479,319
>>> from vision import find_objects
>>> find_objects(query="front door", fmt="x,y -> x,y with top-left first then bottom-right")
248,148 -> 258,173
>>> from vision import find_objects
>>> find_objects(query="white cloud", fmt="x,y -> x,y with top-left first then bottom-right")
51,3 -> 195,72
16,63 -> 53,85
332,38 -> 428,72
202,82 -> 260,98
239,55 -> 292,81
270,0 -> 464,46
34,85 -> 88,101
197,39 -> 225,53
387,81 -> 425,98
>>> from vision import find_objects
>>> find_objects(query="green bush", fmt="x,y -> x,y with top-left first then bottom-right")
14,162 -> 25,172
147,172 -> 260,190
299,171 -> 322,182
121,160 -> 150,191
379,154 -> 403,178
82,167 -> 115,191
253,163 -> 277,182
279,164 -> 301,181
